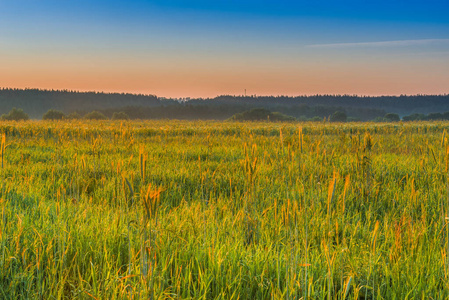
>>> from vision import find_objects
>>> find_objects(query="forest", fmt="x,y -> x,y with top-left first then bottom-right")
0,88 -> 448,121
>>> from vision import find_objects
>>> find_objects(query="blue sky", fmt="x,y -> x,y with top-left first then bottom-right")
0,0 -> 448,97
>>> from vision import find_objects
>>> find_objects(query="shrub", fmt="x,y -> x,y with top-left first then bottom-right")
402,113 -> 425,121
66,112 -> 82,120
270,112 -> 296,121
427,113 -> 443,121
84,111 -> 108,120
112,111 -> 130,120
310,116 -> 323,122
330,111 -> 347,122
373,117 -> 386,122
1,108 -> 29,121
229,108 -> 295,121
43,109 -> 65,120
384,113 -> 400,122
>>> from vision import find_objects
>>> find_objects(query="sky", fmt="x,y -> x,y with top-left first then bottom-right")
0,0 -> 448,98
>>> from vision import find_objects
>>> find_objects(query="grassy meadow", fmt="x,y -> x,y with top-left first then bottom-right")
1,120 -> 449,299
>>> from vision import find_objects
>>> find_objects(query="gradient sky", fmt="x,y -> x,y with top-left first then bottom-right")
1,0 -> 448,98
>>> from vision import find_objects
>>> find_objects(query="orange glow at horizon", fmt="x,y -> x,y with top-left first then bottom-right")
1,51 -> 448,98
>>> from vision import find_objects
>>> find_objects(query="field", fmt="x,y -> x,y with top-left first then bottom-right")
1,120 -> 449,299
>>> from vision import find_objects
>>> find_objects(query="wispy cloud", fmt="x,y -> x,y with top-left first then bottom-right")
305,39 -> 449,49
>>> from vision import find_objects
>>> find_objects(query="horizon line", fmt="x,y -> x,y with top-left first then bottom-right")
1,87 -> 448,99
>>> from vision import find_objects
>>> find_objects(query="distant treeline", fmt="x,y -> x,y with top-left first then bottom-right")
95,104 -> 384,121
402,112 -> 449,121
5,107 -> 449,123
0,88 -> 448,120
0,88 -> 160,119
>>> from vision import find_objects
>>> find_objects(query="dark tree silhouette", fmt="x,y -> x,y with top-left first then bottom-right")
1,88 -> 448,121
84,111 -> 108,120
330,111 -> 347,122
229,108 -> 296,121
384,113 -> 400,122
1,108 -> 29,121
43,109 -> 65,120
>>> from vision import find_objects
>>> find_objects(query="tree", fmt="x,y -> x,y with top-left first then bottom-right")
310,116 -> 323,122
1,108 -> 29,121
112,111 -> 130,120
402,113 -> 425,121
330,111 -> 347,122
427,113 -> 443,121
84,111 -> 108,120
384,113 -> 400,122
228,108 -> 296,121
43,109 -> 65,120
66,112 -> 81,120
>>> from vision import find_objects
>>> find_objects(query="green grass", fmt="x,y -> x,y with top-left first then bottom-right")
0,120 -> 449,299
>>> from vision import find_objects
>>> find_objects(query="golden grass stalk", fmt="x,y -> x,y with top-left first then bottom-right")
139,146 -> 146,182
143,184 -> 164,220
442,130 -> 447,148
1,133 -> 5,169
370,220 -> 380,299
343,276 -> 352,300
342,175 -> 350,213
372,220 -> 380,253
446,145 -> 449,173
327,172 -> 337,218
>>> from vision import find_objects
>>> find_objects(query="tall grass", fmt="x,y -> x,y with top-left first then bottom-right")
0,120 -> 448,298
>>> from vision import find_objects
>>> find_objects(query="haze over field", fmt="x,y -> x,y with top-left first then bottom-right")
1,0 -> 448,98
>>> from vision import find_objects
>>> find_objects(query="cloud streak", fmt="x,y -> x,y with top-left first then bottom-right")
305,39 -> 449,49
